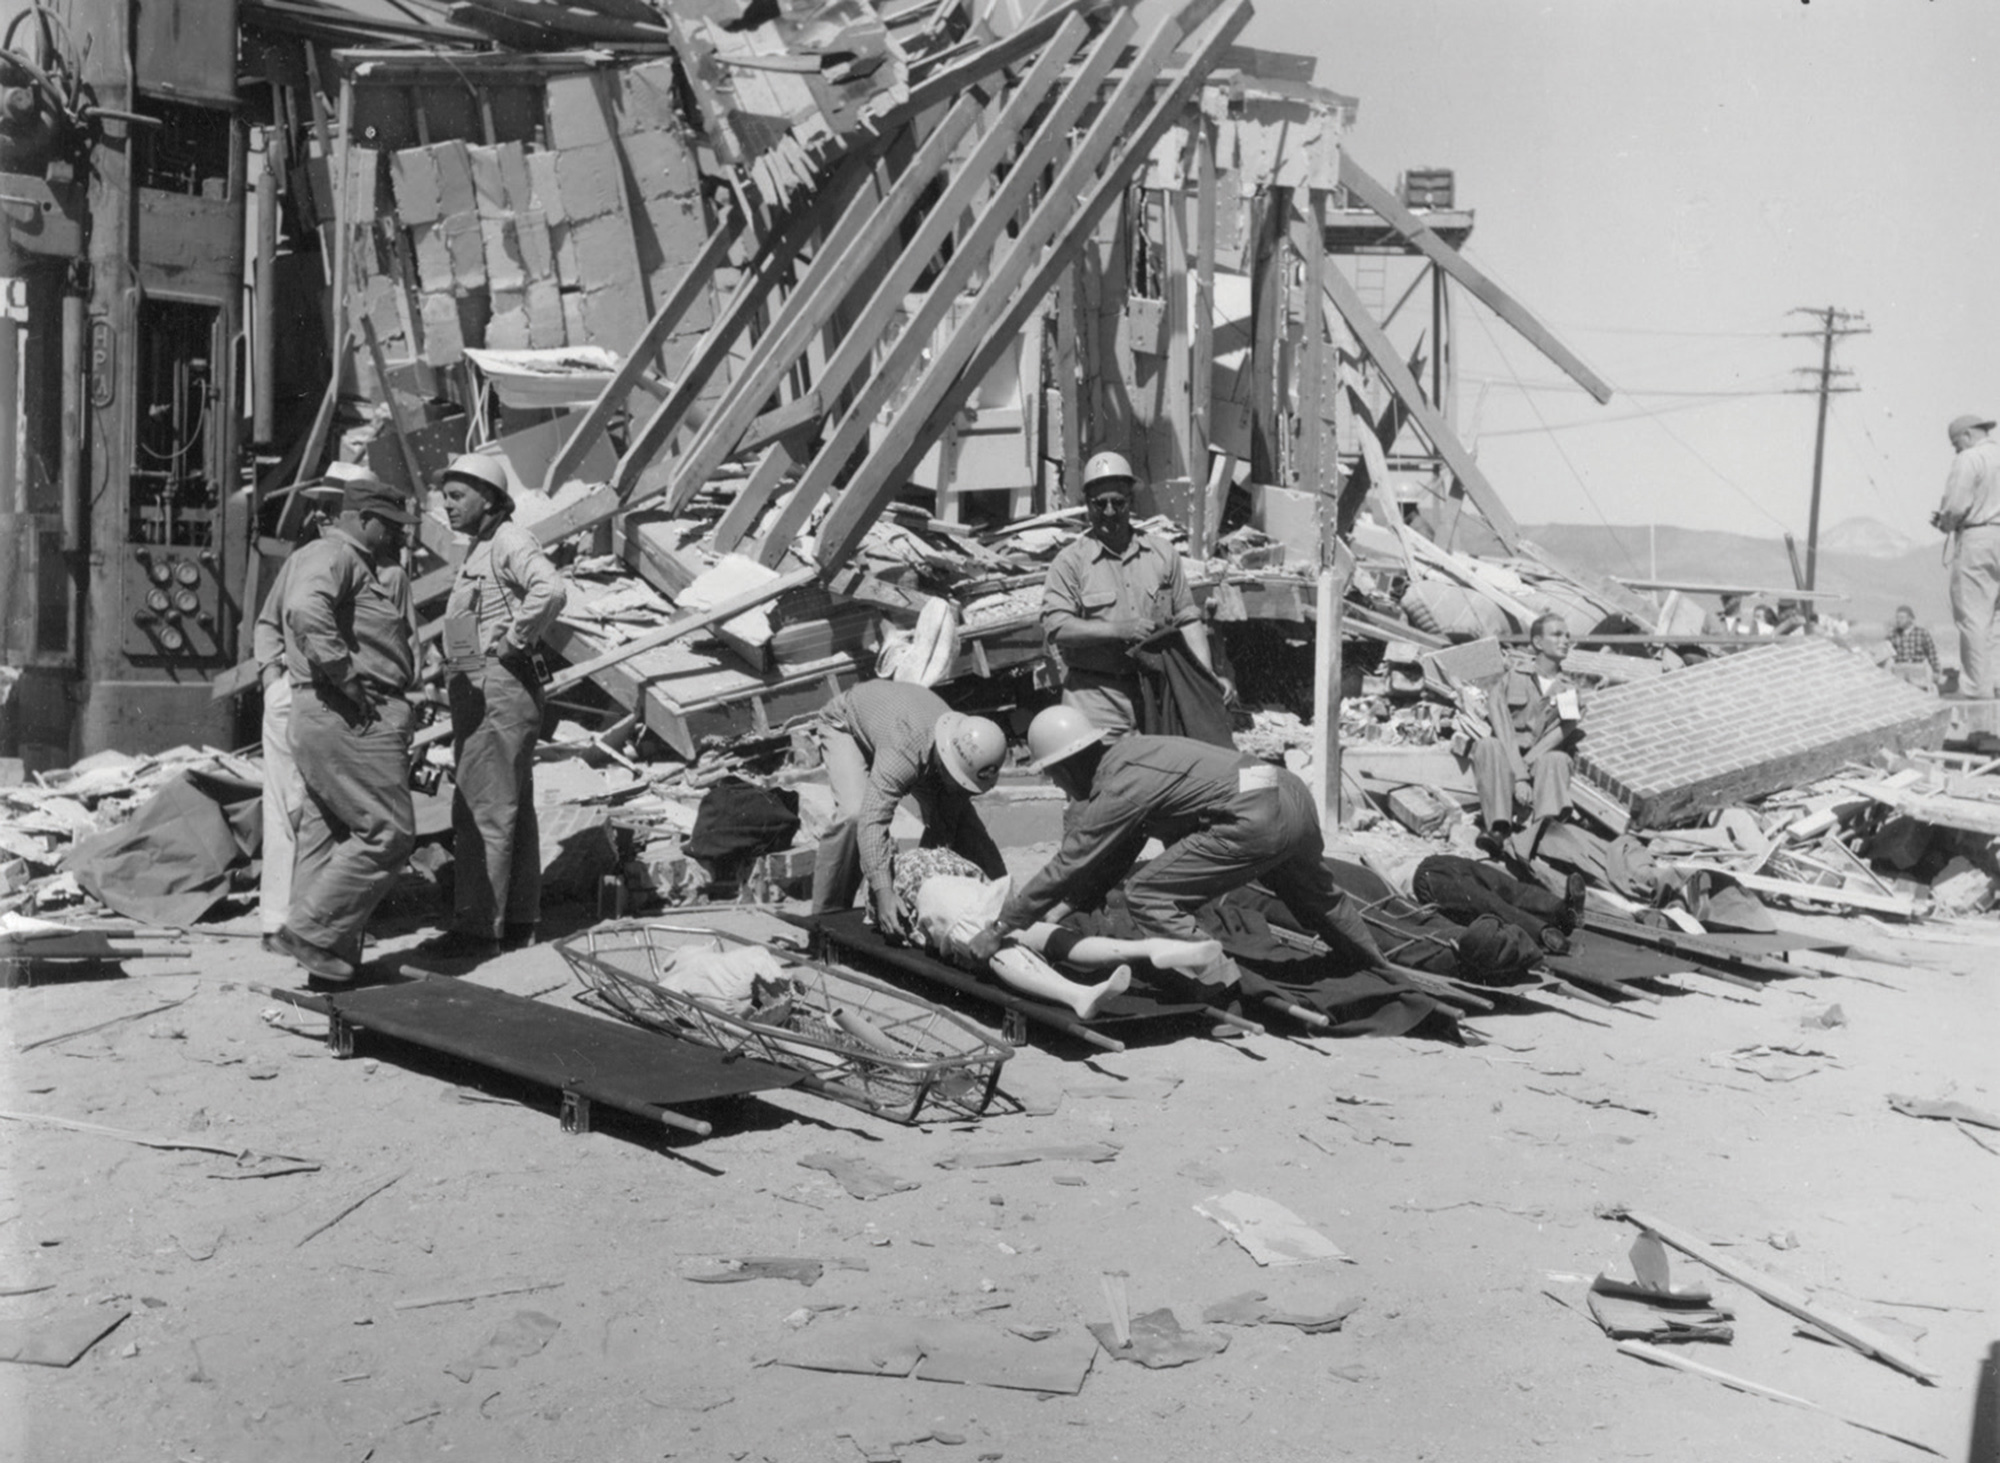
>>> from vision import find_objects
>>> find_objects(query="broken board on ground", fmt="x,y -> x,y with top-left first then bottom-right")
263,977 -> 802,1137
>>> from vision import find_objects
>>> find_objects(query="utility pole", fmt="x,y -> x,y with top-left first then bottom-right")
1784,306 -> 1869,590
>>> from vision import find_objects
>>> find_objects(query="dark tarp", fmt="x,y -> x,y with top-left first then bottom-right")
61,769 -> 262,927
1133,636 -> 1235,749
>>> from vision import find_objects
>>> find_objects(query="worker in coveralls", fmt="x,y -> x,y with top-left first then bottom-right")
273,478 -> 420,986
966,706 -> 1393,987
1041,450 -> 1221,735
809,680 -> 1009,941
251,479 -> 346,953
415,453 -> 567,963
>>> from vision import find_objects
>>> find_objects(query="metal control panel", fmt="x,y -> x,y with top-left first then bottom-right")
118,296 -> 231,662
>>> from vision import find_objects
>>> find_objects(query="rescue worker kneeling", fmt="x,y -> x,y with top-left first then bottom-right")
966,707 -> 1395,985
809,680 -> 1009,940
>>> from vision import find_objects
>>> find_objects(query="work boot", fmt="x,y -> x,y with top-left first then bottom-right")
1560,872 -> 1589,933
273,926 -> 354,984
411,929 -> 501,964
500,923 -> 539,952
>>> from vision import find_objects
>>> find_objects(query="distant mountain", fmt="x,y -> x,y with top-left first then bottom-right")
1819,517 -> 1918,559
1521,522 -> 1951,637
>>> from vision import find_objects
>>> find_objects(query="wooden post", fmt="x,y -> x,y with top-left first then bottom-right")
1248,186 -> 1287,484
1297,190 -> 1327,496
1055,263 -> 1083,506
1161,187 -> 1191,485
1311,535 -> 1351,831
1188,118 -> 1216,552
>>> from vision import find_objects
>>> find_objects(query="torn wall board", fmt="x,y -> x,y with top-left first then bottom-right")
1580,640 -> 1950,829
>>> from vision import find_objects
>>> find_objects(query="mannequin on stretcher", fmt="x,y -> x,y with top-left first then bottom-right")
890,848 -> 1222,1019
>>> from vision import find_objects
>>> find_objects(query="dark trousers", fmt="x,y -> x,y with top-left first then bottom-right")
447,657 -> 544,937
289,685 -> 416,965
1122,770 -> 1385,970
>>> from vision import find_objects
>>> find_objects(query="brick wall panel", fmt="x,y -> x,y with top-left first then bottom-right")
1577,640 -> 1949,828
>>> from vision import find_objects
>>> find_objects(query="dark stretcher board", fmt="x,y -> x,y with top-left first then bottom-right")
802,907 -> 1446,1048
799,909 -> 1217,1052
266,978 -> 802,1137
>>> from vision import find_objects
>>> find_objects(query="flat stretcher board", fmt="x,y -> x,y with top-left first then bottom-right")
800,909 -> 1214,1045
274,978 -> 802,1136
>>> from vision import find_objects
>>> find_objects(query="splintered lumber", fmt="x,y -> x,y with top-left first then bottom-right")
1675,867 -> 1922,920
540,218 -> 741,495
1316,246 -> 1520,550
412,565 -> 818,750
1616,1342 -> 1941,1457
297,1170 -> 408,1248
813,0 -> 1255,567
1336,155 -> 1612,405
1614,1208 -> 1940,1384
754,8 -> 1141,561
719,16 -> 1099,549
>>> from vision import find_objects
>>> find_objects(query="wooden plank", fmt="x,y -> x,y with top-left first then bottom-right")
1247,187 -> 1286,484
810,0 -> 1253,569
1316,247 -> 1522,549
749,10 -> 1130,562
540,219 -> 740,495
612,150 -> 879,503
1055,262 -> 1083,505
1161,188 -> 1191,483
1188,118 -> 1216,551
659,98 -> 988,516
726,19 -> 1096,544
1297,190 -> 1328,495
1615,1209 -> 1941,1384
1667,865 -> 1922,919
1310,539 -> 1351,829
1338,155 -> 1613,405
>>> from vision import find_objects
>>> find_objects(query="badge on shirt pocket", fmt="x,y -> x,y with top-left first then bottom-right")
442,608 -> 484,672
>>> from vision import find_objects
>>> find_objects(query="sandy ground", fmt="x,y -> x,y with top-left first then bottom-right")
1,847 -> 1995,1463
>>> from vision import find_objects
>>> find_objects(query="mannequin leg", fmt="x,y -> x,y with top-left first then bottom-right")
1014,923 -> 1224,973
988,945 -> 1130,1019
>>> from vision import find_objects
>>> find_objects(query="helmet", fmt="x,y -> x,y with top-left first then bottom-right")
1082,450 -> 1136,493
934,712 -> 1007,793
1025,704 -> 1105,772
441,452 -> 514,512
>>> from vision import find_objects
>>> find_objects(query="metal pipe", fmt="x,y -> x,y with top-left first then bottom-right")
253,149 -> 277,447
0,308 -> 18,513
58,288 -> 82,550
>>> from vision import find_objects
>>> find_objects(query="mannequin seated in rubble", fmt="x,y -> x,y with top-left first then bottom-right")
890,847 -> 1222,1019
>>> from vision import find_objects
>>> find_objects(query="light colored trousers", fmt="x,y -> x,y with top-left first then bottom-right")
1950,525 -> 2000,697
446,658 -> 544,938
259,677 -> 304,935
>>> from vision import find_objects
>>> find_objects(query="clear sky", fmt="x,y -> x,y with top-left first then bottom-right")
1231,0 -> 2000,547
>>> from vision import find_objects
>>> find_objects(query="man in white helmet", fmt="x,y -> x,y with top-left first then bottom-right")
1041,449 -> 1219,735
964,706 -> 1393,986
414,452 -> 567,964
809,680 -> 1009,940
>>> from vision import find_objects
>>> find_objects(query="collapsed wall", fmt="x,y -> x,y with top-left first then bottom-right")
1578,638 -> 1950,828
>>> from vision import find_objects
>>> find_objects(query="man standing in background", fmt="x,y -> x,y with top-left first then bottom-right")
1933,414 -> 2000,698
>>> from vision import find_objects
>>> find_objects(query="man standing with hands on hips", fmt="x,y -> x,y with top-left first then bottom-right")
1041,450 -> 1222,736
274,478 -> 420,985
1933,414 -> 2000,698
415,453 -> 567,963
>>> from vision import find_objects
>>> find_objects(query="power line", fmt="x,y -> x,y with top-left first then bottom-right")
1460,375 -> 1790,398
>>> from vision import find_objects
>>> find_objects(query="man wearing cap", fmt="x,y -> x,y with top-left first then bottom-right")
965,705 -> 1394,987
1934,414 -> 2000,696
273,478 -> 420,984
1042,450 -> 1219,736
250,480 -> 345,951
415,453 -> 567,963
809,680 -> 1009,940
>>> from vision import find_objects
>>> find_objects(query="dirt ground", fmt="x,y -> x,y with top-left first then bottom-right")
1,830 -> 1994,1463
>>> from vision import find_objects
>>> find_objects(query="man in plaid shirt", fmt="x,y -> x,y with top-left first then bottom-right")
1889,604 -> 1941,688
